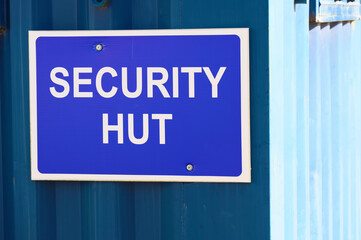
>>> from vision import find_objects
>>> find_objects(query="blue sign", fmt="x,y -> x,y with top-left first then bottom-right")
29,29 -> 250,182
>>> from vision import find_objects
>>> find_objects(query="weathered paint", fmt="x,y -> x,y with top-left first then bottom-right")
270,1 -> 361,239
0,0 -> 269,239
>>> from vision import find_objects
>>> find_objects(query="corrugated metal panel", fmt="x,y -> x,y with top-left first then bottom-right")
270,1 -> 361,239
0,1 -> 6,239
0,1 -> 270,239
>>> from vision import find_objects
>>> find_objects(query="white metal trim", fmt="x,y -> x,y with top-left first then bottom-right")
29,28 -> 251,183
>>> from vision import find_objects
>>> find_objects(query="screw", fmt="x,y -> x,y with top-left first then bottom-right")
96,44 -> 103,51
186,164 -> 194,171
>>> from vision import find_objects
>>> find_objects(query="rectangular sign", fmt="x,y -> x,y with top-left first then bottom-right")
29,29 -> 250,182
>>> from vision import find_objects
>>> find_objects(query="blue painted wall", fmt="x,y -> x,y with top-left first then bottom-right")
4,0 -> 361,239
270,1 -> 361,239
0,0 -> 269,239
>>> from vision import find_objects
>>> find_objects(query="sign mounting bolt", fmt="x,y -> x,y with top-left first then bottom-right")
186,164 -> 194,171
96,44 -> 103,51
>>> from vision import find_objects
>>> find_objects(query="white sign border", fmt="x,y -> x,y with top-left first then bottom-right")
29,28 -> 251,183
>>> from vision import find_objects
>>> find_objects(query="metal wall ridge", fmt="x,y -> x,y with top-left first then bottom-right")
270,1 -> 361,239
0,0 -> 270,239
